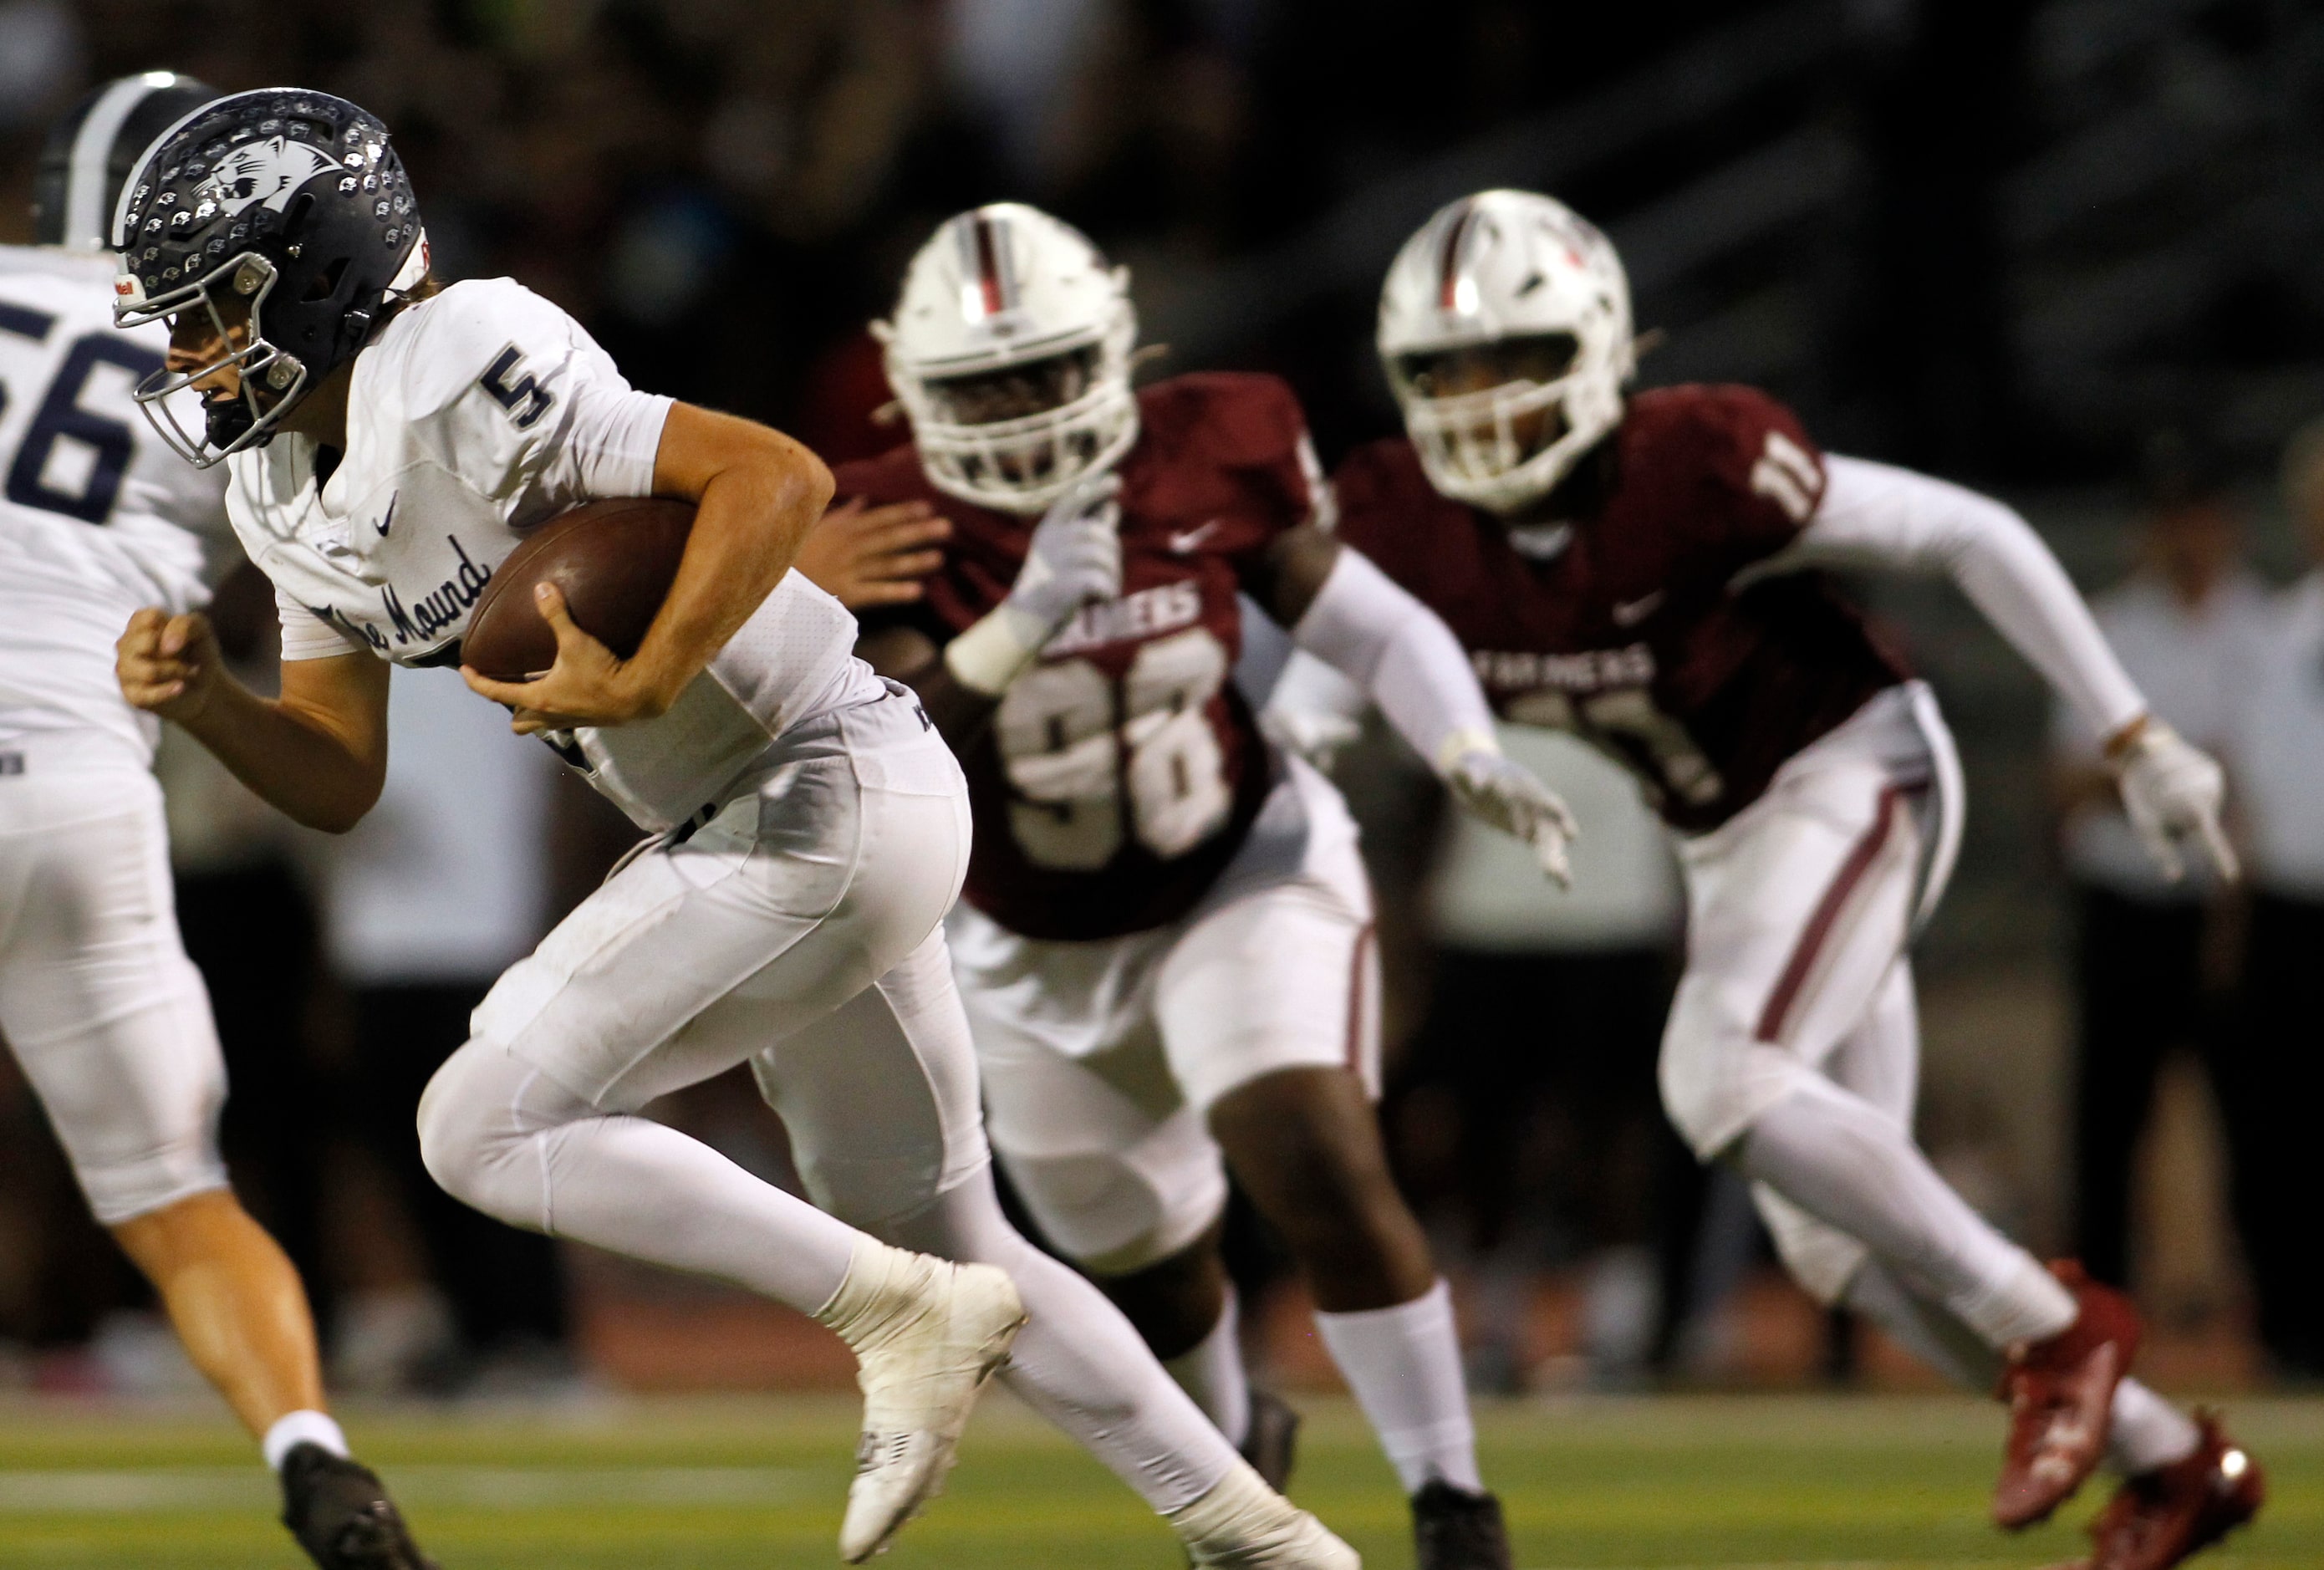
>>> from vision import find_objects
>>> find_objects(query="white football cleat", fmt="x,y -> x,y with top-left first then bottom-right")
814,1241 -> 1027,1562
1167,1458 -> 1362,1568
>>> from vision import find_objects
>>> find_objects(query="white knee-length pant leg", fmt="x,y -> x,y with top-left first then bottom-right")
0,763 -> 227,1225
1659,687 -> 1934,1166
419,694 -> 972,1310
1663,686 -> 2076,1348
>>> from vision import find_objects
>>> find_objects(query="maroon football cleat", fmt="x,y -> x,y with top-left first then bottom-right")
2062,1414 -> 2265,1570
1994,1260 -> 2143,1530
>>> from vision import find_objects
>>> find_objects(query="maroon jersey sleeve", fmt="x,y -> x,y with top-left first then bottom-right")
1618,385 -> 1827,582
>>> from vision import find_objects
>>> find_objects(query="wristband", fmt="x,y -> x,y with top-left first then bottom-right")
1433,725 -> 1501,776
943,604 -> 1052,697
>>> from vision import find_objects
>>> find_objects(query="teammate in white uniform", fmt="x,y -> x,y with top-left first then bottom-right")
110,88 -> 1354,1568
5,74 -> 436,1570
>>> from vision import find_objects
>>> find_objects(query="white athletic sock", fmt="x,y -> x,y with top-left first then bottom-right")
811,1233 -> 940,1342
1845,1261 -> 2004,1389
1312,1279 -> 1481,1495
1736,1078 -> 2075,1348
1163,1287 -> 1252,1449
1847,1262 -> 2198,1478
2107,1378 -> 2203,1476
262,1410 -> 348,1472
884,1174 -> 1238,1515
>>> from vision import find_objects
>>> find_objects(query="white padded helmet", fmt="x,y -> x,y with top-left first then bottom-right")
879,202 -> 1139,515
1378,190 -> 1634,514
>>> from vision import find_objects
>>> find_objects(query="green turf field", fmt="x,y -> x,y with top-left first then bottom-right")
0,1392 -> 2310,1568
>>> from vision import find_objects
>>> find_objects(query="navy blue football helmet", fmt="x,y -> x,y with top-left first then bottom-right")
110,88 -> 426,466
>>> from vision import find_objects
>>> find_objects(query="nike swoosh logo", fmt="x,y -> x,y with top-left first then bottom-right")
1169,519 -> 1222,553
1611,589 -> 1664,626
372,494 -> 397,538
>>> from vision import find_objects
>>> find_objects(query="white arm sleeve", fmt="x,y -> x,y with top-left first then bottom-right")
1790,454 -> 2147,740
276,584 -> 369,661
1291,543 -> 1498,771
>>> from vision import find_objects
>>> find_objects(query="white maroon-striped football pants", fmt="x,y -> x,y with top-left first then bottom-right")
1659,680 -> 1963,1302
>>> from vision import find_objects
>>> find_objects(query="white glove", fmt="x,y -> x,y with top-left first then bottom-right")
1438,732 -> 1580,887
2112,720 -> 2237,884
945,472 -> 1122,695
1002,472 -> 1123,632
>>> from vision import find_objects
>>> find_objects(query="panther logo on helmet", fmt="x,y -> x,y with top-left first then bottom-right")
196,137 -> 339,217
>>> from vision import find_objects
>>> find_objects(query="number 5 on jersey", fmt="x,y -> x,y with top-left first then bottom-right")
996,628 -> 1234,869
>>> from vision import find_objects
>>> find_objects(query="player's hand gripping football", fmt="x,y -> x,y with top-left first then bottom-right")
1439,734 -> 1581,887
2111,717 -> 2238,883
1007,472 -> 1124,634
462,581 -> 657,734
116,607 -> 225,723
797,497 -> 953,610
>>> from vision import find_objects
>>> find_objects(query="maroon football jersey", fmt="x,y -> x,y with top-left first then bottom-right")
832,372 -> 1321,940
1333,384 -> 1908,833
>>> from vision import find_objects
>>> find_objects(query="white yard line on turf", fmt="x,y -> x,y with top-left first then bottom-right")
0,1466 -> 811,1511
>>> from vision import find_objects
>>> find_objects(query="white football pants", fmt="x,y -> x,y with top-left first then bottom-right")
0,753 -> 227,1225
418,688 -> 1238,1511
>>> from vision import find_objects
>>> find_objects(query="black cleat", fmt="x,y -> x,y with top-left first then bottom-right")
278,1444 -> 439,1569
1239,1388 -> 1302,1492
1413,1479 -> 1512,1570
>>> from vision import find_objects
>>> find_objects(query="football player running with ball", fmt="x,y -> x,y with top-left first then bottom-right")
803,203 -> 1578,1570
2,75 -> 433,1570
1326,190 -> 2260,1570
111,89 -> 1356,1568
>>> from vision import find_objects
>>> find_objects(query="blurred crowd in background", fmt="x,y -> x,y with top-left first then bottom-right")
0,0 -> 2321,1402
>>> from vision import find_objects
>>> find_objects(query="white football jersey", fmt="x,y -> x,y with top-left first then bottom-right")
237,278 -> 873,831
0,247 -> 232,767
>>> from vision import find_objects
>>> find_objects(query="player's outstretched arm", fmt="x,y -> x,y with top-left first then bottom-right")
1254,526 -> 1579,884
117,608 -> 390,833
1792,454 -> 2235,881
465,403 -> 834,730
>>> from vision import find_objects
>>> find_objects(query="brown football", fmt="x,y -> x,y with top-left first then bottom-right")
462,498 -> 694,681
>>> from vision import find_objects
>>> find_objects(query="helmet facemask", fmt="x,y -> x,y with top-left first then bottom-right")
115,252 -> 309,467
1389,332 -> 1593,502
902,339 -> 1139,512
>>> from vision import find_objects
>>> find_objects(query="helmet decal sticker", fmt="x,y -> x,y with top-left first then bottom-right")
196,136 -> 338,217
959,211 -> 1017,324
1436,197 -> 1480,314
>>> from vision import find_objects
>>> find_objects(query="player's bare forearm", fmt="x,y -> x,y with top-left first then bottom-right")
1250,524 -> 1344,627
628,402 -> 836,714
856,624 -> 998,748
119,609 -> 389,833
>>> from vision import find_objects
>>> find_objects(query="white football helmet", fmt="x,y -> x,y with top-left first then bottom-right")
879,202 -> 1139,515
1378,190 -> 1635,514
